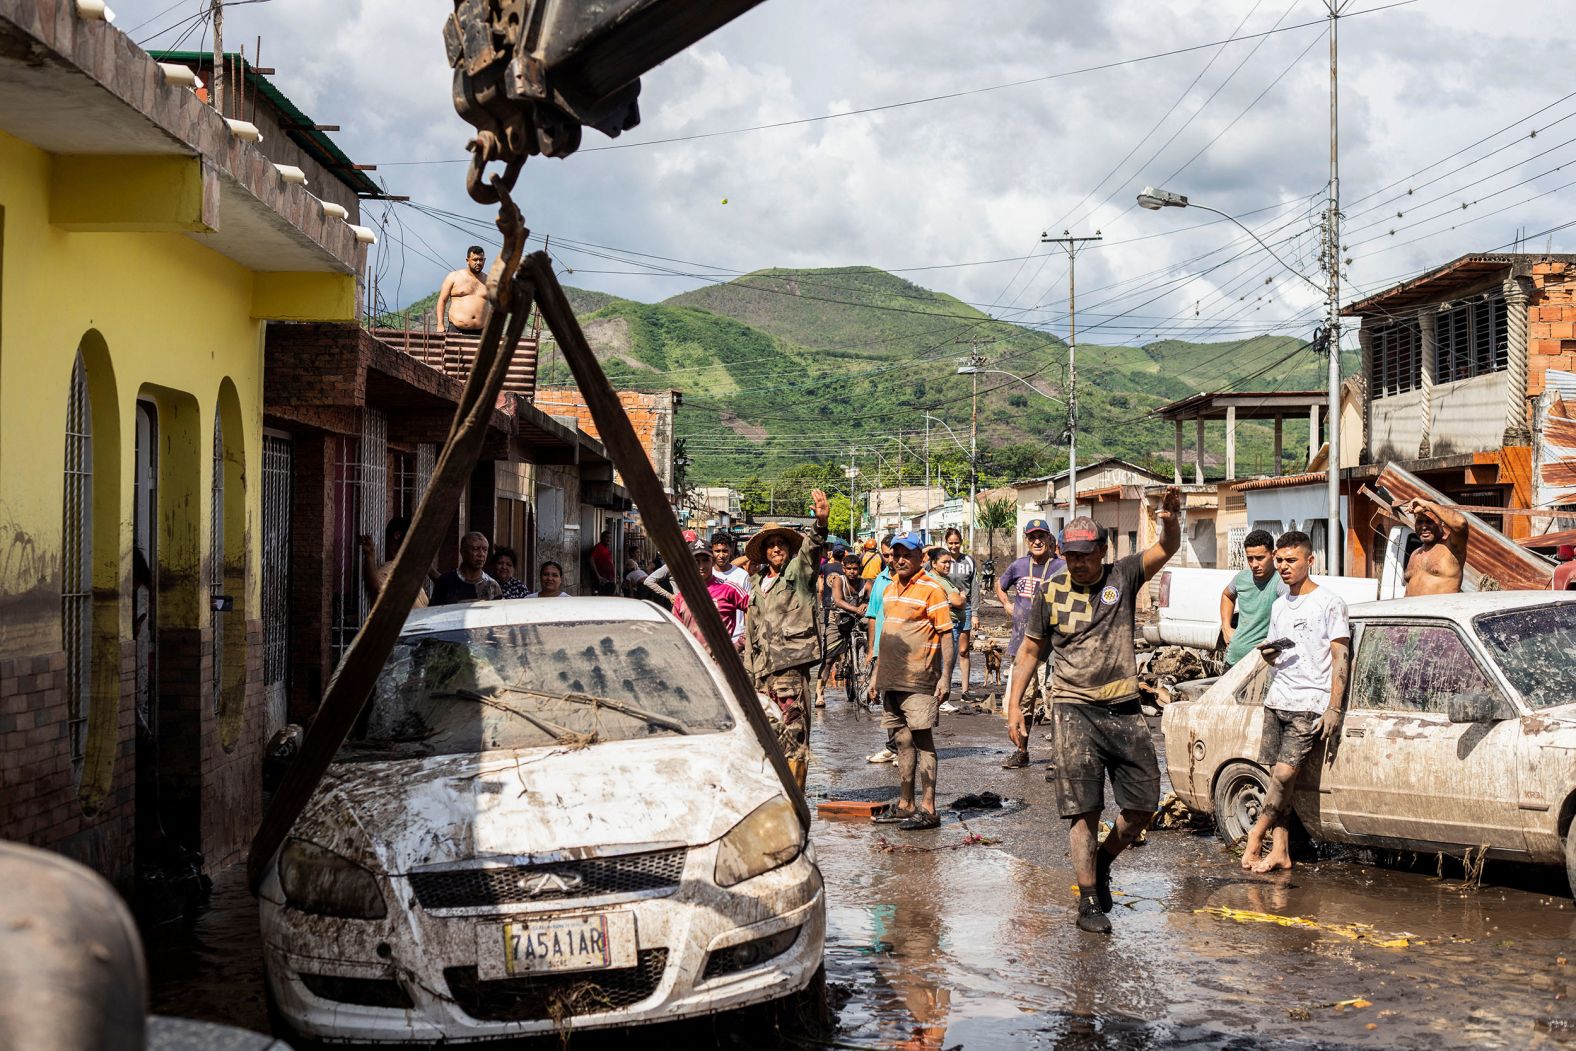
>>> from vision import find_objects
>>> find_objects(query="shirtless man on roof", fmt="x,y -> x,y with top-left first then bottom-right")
1398,496 -> 1468,595
436,245 -> 488,334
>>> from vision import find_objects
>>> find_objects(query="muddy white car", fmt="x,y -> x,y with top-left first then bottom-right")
259,598 -> 825,1044
1161,593 -> 1576,890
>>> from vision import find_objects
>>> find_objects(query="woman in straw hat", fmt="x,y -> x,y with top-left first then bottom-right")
743,490 -> 830,787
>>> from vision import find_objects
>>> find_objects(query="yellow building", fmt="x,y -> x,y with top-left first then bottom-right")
0,1 -> 361,891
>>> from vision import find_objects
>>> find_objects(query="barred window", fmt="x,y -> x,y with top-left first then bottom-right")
1436,296 -> 1508,384
1368,320 -> 1422,397
62,352 -> 93,784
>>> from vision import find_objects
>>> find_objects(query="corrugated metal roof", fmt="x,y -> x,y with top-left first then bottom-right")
1234,471 -> 1326,492
148,50 -> 382,197
1342,253 -> 1576,317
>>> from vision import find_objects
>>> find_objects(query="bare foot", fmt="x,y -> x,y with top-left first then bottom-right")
1240,835 -> 1264,870
1250,852 -> 1293,874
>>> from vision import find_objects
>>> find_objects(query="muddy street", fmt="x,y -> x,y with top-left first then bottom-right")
149,673 -> 1576,1049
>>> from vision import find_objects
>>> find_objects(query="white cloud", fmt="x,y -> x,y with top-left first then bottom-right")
113,0 -> 1575,350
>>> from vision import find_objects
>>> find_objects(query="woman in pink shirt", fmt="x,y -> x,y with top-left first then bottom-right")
671,540 -> 749,655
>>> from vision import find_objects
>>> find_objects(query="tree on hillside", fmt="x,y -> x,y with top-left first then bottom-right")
827,494 -> 855,543
976,495 -> 1017,560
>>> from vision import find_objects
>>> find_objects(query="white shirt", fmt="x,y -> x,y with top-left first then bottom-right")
1263,585 -> 1351,713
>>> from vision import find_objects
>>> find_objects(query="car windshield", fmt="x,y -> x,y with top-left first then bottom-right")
340,619 -> 735,761
1474,604 -> 1576,710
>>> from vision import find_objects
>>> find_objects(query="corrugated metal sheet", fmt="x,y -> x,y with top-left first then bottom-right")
1530,369 -> 1576,541
1234,471 -> 1326,492
1375,463 -> 1553,590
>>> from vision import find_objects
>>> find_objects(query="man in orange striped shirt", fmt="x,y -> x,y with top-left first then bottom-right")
870,532 -> 955,831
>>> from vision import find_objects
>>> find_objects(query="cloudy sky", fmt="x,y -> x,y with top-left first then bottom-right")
118,0 -> 1574,351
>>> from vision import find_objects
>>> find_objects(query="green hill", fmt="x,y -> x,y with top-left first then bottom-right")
396,269 -> 1348,490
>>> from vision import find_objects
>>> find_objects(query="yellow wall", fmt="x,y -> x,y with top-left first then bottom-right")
0,127 -> 264,656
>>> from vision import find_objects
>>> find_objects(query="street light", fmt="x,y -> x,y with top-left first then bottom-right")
919,413 -> 972,549
1137,184 -> 1341,573
1137,186 -> 1322,294
957,365 -> 1079,518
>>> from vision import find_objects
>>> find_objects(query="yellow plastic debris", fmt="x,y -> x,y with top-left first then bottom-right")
1194,906 -> 1412,949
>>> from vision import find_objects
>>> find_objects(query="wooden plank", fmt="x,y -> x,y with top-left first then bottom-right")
525,252 -> 811,831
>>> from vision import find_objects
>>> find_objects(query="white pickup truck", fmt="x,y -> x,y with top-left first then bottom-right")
1146,525 -> 1410,651
1148,461 -> 1558,653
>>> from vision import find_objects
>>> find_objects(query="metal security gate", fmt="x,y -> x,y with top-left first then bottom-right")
261,432 -> 292,736
329,411 -> 388,667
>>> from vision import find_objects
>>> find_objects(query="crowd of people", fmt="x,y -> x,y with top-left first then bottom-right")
358,481 -> 1391,936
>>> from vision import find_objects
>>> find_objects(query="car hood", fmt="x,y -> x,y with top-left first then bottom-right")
297,730 -> 782,874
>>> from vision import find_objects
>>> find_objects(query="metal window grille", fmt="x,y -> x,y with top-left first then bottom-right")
1226,526 -> 1248,569
62,352 -> 93,785
1370,320 -> 1422,398
211,414 -> 225,713
392,449 -> 417,519
261,434 -> 292,733
329,411 -> 388,667
416,443 -> 436,505
1436,297 -> 1508,384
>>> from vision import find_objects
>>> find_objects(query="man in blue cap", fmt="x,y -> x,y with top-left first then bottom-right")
870,531 -> 955,830
1005,489 -> 1181,934
994,518 -> 1064,768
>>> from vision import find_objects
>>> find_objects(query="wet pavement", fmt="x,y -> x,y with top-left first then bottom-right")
149,673 -> 1576,1050
807,690 -> 1576,1049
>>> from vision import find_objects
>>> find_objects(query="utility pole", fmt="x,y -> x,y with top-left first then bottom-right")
211,0 -> 224,116
1322,0 -> 1344,574
923,416 -> 931,541
954,338 -> 986,553
846,445 -> 858,547
1042,231 -> 1101,522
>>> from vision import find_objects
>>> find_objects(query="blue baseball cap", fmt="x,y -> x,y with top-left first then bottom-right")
1023,518 -> 1052,535
890,531 -> 925,552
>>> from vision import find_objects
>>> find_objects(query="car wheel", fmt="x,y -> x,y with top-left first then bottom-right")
1565,829 -> 1576,898
1211,761 -> 1270,848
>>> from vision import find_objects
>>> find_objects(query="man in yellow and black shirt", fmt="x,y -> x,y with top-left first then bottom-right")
1005,489 -> 1181,934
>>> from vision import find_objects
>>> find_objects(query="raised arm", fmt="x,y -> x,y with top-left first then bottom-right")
1407,497 -> 1470,558
1141,485 -> 1183,581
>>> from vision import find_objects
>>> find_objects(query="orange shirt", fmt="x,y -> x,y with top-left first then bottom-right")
872,572 -> 954,694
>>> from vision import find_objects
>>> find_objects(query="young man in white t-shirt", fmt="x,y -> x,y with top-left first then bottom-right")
1243,529 -> 1351,874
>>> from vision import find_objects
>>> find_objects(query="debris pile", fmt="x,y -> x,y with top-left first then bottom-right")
1138,646 -> 1222,708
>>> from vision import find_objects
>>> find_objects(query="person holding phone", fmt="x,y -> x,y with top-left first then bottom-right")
1243,529 -> 1351,874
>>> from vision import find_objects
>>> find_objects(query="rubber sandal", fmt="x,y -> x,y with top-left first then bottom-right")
872,805 -> 916,824
897,811 -> 941,832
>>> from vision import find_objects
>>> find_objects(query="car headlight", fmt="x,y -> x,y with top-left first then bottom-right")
714,796 -> 804,888
278,839 -> 387,919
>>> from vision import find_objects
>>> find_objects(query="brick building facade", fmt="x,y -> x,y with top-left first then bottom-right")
1342,253 -> 1576,570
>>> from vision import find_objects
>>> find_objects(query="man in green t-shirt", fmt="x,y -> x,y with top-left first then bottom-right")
1219,529 -> 1286,667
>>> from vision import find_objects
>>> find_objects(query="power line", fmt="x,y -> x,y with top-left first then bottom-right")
368,0 -> 1420,167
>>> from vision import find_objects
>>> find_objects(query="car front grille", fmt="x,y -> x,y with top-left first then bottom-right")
444,949 -> 669,1022
409,849 -> 687,910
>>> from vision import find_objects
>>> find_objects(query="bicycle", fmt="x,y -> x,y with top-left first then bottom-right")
838,619 -> 870,707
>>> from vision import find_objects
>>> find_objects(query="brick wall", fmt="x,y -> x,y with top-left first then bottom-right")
1528,261 -> 1576,398
0,644 -> 138,890
533,387 -> 677,488
200,622 -> 264,870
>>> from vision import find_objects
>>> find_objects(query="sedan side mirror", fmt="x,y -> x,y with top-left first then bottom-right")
1446,694 -> 1501,724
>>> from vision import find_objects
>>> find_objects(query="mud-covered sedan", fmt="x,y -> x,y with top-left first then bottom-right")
1162,593 -> 1576,890
259,598 -> 825,1044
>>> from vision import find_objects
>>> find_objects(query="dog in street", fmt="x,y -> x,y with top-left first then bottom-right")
982,639 -> 1003,687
